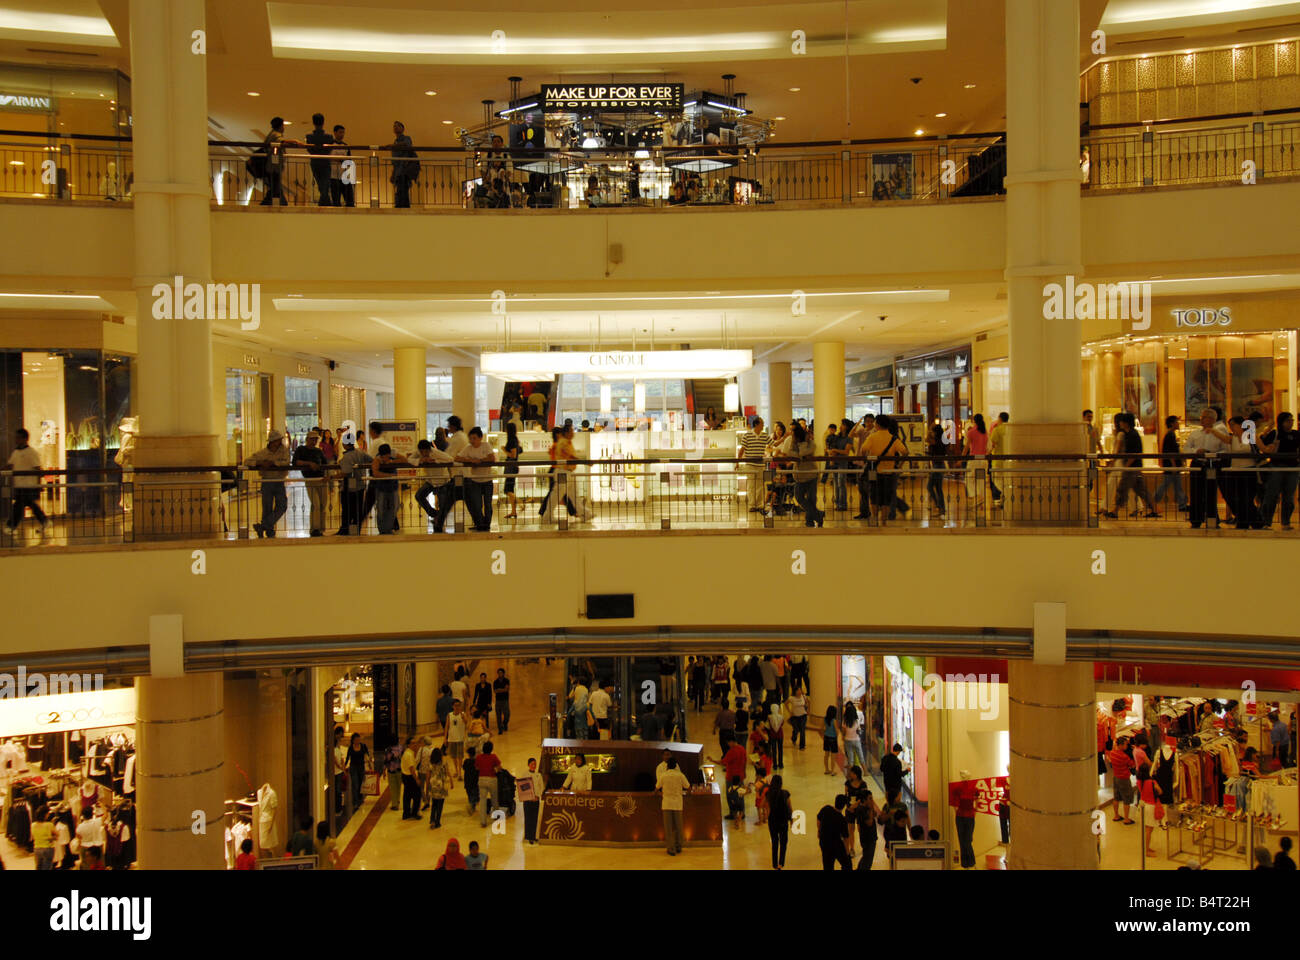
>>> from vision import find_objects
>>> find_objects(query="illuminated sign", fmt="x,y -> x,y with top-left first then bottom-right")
0,685 -> 135,738
542,83 -> 683,113
0,93 -> 55,112
481,349 -> 752,382
1172,307 -> 1232,328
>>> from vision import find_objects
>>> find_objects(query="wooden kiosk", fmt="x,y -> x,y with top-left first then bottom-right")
538,738 -> 723,847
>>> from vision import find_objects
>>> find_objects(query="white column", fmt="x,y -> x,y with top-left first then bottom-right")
452,366 -> 476,429
767,361 -> 793,429
812,342 -> 845,454
393,347 -> 427,440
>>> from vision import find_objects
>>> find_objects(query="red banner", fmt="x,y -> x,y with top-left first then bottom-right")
948,776 -> 1008,817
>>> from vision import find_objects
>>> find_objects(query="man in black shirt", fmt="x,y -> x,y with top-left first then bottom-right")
304,113 -> 335,206
817,795 -> 852,870
1105,412 -> 1158,518
1152,415 -> 1188,511
473,672 -> 493,719
493,669 -> 511,734
1260,412 -> 1299,529
329,124 -> 354,207
880,742 -> 909,797
292,429 -> 327,536
387,120 -> 418,208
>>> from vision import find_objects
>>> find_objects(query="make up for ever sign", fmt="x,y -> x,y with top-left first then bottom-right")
542,83 -> 683,112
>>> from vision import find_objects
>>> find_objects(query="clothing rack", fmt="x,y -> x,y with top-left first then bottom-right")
224,796 -> 258,869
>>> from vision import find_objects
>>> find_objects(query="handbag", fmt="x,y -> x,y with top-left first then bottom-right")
361,770 -> 380,797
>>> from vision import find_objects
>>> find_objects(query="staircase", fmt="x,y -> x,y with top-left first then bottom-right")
951,138 -> 1007,197
690,379 -> 729,423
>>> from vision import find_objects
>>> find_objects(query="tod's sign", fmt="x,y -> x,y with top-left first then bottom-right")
1172,307 -> 1233,329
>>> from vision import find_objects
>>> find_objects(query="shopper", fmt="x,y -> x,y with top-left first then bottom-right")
331,726 -> 348,817
286,815 -> 314,857
817,794 -> 852,870
259,116 -> 299,205
862,414 -> 906,522
455,427 -> 497,531
1260,412 -> 1299,528
426,748 -> 450,828
562,753 -> 593,792
656,756 -> 690,856
1108,735 -> 1136,824
998,780 -> 1011,845
1104,413 -> 1159,518
783,423 -> 824,527
1184,407 -> 1230,528
370,443 -> 406,534
1253,846 -> 1273,870
31,807 -> 55,870
962,413 -> 990,503
522,758 -> 544,844
767,702 -> 785,770
315,821 -> 337,870
465,841 -> 488,869
492,668 -> 511,734
840,701 -> 865,771
880,790 -> 910,851
244,428 -> 291,537
304,113 -> 334,206
881,742 -> 909,798
988,412 -> 1009,502
329,124 -> 354,206
398,736 -> 420,820
1152,415 -> 1189,512
924,423 -> 949,519
347,732 -> 369,812
758,773 -> 791,869
386,120 -> 418,208
461,746 -> 481,814
953,769 -> 978,869
822,705 -> 839,775
568,674 -> 590,740
412,439 -> 454,532
475,741 -> 502,827
844,766 -> 880,870
712,698 -> 736,753
383,742 -> 403,810
435,838 -> 467,870
589,679 -> 614,739
235,838 -> 256,870
335,435 -> 371,535
1275,837 -> 1296,870
4,428 -> 48,537
1136,763 -> 1163,857
1271,711 -> 1290,770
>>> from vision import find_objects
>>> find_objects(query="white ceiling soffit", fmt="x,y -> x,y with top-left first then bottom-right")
272,290 -> 951,313
0,0 -> 119,47
265,1 -> 947,65
0,292 -> 115,310
1144,273 -> 1300,295
1100,0 -> 1300,35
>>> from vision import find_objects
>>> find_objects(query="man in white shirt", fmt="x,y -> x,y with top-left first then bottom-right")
443,701 -> 467,778
568,674 -> 590,739
656,757 -> 691,855
522,757 -> 545,844
655,747 -> 673,783
4,428 -> 47,537
454,427 -> 497,532
589,680 -> 614,740
1183,406 -> 1231,529
413,439 -> 455,533
449,675 -> 468,706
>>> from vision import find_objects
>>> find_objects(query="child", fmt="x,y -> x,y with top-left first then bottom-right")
753,773 -> 770,825
725,775 -> 746,823
467,709 -> 487,753
465,840 -> 488,870
235,838 -> 257,870
463,746 -> 481,815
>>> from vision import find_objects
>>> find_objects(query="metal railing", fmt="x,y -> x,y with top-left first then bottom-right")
9,110 -> 1297,211
3,454 -> 1296,548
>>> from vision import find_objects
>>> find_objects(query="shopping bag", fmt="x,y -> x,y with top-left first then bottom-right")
361,770 -> 379,797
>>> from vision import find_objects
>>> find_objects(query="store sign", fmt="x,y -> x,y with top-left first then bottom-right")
948,776 -> 1008,817
481,349 -> 752,382
846,363 -> 894,395
242,354 -> 260,367
373,420 -> 419,461
895,348 -> 971,384
0,93 -> 55,112
296,362 -> 311,375
0,685 -> 135,738
1172,307 -> 1232,328
542,83 -> 683,113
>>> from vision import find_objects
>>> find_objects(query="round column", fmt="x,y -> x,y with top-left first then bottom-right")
393,347 -> 427,440
452,366 -> 476,429
767,361 -> 793,429
812,342 -> 845,454
1007,661 -> 1097,869
135,674 -> 226,869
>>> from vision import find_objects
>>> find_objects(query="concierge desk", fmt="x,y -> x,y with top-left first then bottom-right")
539,738 -> 723,847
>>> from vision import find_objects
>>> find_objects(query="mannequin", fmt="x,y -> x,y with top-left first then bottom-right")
1151,741 -> 1178,802
101,161 -> 121,199
256,783 -> 279,853
115,417 -> 137,513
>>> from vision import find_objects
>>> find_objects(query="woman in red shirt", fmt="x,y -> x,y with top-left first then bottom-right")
953,771 -> 978,869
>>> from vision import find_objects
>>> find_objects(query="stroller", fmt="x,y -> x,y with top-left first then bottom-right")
497,769 -> 518,816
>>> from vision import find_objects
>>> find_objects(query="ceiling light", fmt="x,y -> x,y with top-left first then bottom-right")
8,160 -> 23,166
723,382 -> 739,413
425,90 -> 437,96
964,83 -> 976,89
773,115 -> 786,121
914,128 -> 925,136
788,87 -> 801,92
935,112 -> 947,118
247,91 -> 260,97
442,120 -> 454,124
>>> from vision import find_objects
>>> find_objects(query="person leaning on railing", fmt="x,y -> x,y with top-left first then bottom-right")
244,428 -> 291,537
292,429 -> 327,537
1259,412 -> 1299,529
335,436 -> 372,536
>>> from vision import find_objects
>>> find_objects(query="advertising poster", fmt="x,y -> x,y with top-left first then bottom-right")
1184,359 -> 1226,421
1230,357 -> 1273,423
372,421 -> 419,461
870,153 -> 913,200
1122,362 -> 1158,435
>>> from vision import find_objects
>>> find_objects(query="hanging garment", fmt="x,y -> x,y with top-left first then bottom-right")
122,755 -> 135,795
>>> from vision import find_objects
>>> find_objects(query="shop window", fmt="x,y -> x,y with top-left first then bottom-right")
284,376 -> 320,440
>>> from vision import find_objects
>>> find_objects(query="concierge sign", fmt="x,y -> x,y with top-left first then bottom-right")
542,83 -> 683,113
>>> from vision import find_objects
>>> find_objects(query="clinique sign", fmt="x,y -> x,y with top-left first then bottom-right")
1172,307 -> 1233,328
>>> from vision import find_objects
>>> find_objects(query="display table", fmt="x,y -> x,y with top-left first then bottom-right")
538,738 -> 722,847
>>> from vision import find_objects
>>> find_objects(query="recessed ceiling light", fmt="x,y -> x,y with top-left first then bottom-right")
774,115 -> 786,120
283,120 -> 292,125
442,119 -> 454,124
425,90 -> 437,96
914,128 -> 925,136
935,112 -> 947,118
788,87 -> 801,92
247,91 -> 260,97
964,83 -> 976,89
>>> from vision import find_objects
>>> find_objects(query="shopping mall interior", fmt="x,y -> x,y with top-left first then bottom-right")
0,0 -> 1297,881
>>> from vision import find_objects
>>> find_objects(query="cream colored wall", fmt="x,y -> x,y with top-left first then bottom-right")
0,204 -> 134,288
2,531 -> 1298,659
210,337 -> 333,450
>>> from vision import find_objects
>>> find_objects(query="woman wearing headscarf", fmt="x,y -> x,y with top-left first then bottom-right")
435,837 -> 468,870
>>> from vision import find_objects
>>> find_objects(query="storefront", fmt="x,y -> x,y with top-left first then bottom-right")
0,683 -> 137,869
894,346 -> 973,430
1082,297 -> 1297,449
845,363 -> 896,423
879,656 -> 930,806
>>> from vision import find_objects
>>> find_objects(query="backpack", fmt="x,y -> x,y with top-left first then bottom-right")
246,147 -> 269,181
